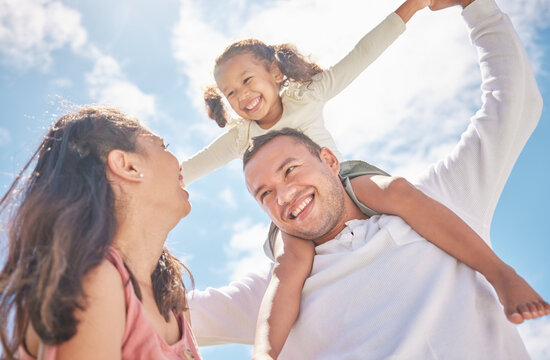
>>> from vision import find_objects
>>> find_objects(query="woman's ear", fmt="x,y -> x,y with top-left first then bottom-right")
270,61 -> 284,83
319,147 -> 340,176
107,150 -> 144,182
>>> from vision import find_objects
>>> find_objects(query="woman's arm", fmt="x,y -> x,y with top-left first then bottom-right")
54,260 -> 126,359
253,232 -> 314,359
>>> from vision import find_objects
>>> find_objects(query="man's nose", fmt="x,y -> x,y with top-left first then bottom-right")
277,185 -> 297,206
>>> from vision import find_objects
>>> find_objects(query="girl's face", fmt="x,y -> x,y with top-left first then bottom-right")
215,52 -> 284,129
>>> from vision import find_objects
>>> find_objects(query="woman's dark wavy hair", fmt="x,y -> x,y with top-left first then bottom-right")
204,39 -> 324,127
0,106 -> 192,359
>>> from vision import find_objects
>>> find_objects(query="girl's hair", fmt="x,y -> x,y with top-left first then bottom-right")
204,39 -> 324,127
0,106 -> 192,359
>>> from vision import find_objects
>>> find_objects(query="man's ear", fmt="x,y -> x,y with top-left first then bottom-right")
319,147 -> 340,176
270,61 -> 285,83
106,149 -> 144,182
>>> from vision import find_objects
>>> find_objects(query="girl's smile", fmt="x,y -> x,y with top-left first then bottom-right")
215,52 -> 284,129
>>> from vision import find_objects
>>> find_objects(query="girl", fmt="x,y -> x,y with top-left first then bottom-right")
0,106 -> 201,360
179,0 -> 549,358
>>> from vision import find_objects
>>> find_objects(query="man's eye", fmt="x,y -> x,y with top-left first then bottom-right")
285,166 -> 295,176
243,76 -> 252,84
260,190 -> 271,201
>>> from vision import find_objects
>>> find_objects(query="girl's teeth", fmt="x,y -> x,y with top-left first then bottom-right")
246,97 -> 260,110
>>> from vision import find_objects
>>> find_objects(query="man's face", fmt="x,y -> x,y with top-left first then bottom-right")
244,136 -> 346,242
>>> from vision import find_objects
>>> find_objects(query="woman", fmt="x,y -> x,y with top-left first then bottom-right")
0,106 -> 201,359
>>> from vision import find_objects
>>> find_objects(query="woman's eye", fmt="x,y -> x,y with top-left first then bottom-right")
243,76 -> 252,84
226,91 -> 234,98
285,166 -> 295,176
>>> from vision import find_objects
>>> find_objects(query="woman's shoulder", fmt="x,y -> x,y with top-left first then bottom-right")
79,257 -> 126,322
51,256 -> 126,359
84,257 -> 125,292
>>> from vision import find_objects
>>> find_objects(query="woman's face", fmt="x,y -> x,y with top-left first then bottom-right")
136,133 -> 191,219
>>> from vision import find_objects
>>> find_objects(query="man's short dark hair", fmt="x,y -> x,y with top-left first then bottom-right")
242,128 -> 322,169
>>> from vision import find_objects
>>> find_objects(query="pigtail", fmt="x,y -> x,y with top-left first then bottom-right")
214,39 -> 325,94
204,85 -> 229,128
273,44 -> 323,85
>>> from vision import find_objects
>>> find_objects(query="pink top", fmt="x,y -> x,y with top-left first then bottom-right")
19,248 -> 202,360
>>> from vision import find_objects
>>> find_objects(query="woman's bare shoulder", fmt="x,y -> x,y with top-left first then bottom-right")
55,258 -> 126,359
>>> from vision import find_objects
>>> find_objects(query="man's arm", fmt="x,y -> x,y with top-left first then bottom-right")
414,0 -> 543,241
351,174 -> 550,322
188,267 -> 271,346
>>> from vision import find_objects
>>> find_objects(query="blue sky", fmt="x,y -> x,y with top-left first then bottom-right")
1,0 -> 549,358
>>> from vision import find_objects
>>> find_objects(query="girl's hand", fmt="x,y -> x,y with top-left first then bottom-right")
429,0 -> 475,11
396,0 -> 432,23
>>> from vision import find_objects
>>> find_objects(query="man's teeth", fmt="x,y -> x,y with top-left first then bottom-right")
246,97 -> 260,110
291,197 -> 312,218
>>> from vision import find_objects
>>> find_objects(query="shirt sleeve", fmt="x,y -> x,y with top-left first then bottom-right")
414,0 -> 543,243
180,126 -> 242,186
312,12 -> 406,102
188,267 -> 271,346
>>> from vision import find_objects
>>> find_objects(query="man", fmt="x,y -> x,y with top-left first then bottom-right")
189,0 -> 542,358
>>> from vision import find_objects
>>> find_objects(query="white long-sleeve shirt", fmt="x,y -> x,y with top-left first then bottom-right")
180,13 -> 406,185
189,0 -> 543,358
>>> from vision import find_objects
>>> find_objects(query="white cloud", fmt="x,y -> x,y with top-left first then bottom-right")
85,53 -> 157,123
219,187 -> 237,209
518,317 -> 550,359
0,0 -> 158,123
0,127 -> 11,146
49,77 -> 72,89
498,0 -> 550,72
171,0 -> 227,105
0,0 -> 86,70
224,218 -> 271,281
172,0 -> 549,177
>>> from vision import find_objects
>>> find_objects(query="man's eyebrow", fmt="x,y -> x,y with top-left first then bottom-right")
276,157 -> 297,173
252,157 -> 297,198
253,184 -> 266,199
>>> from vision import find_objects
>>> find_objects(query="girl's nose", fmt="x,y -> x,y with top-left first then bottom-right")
238,88 -> 250,102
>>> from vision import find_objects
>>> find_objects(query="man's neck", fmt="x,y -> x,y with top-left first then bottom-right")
314,194 -> 369,245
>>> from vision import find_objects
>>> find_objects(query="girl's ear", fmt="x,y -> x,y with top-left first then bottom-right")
107,150 -> 144,182
319,147 -> 340,176
270,61 -> 284,83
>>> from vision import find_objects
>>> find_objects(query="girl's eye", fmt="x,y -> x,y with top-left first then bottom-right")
243,76 -> 252,84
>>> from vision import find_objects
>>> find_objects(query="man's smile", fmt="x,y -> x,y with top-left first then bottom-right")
288,194 -> 314,220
